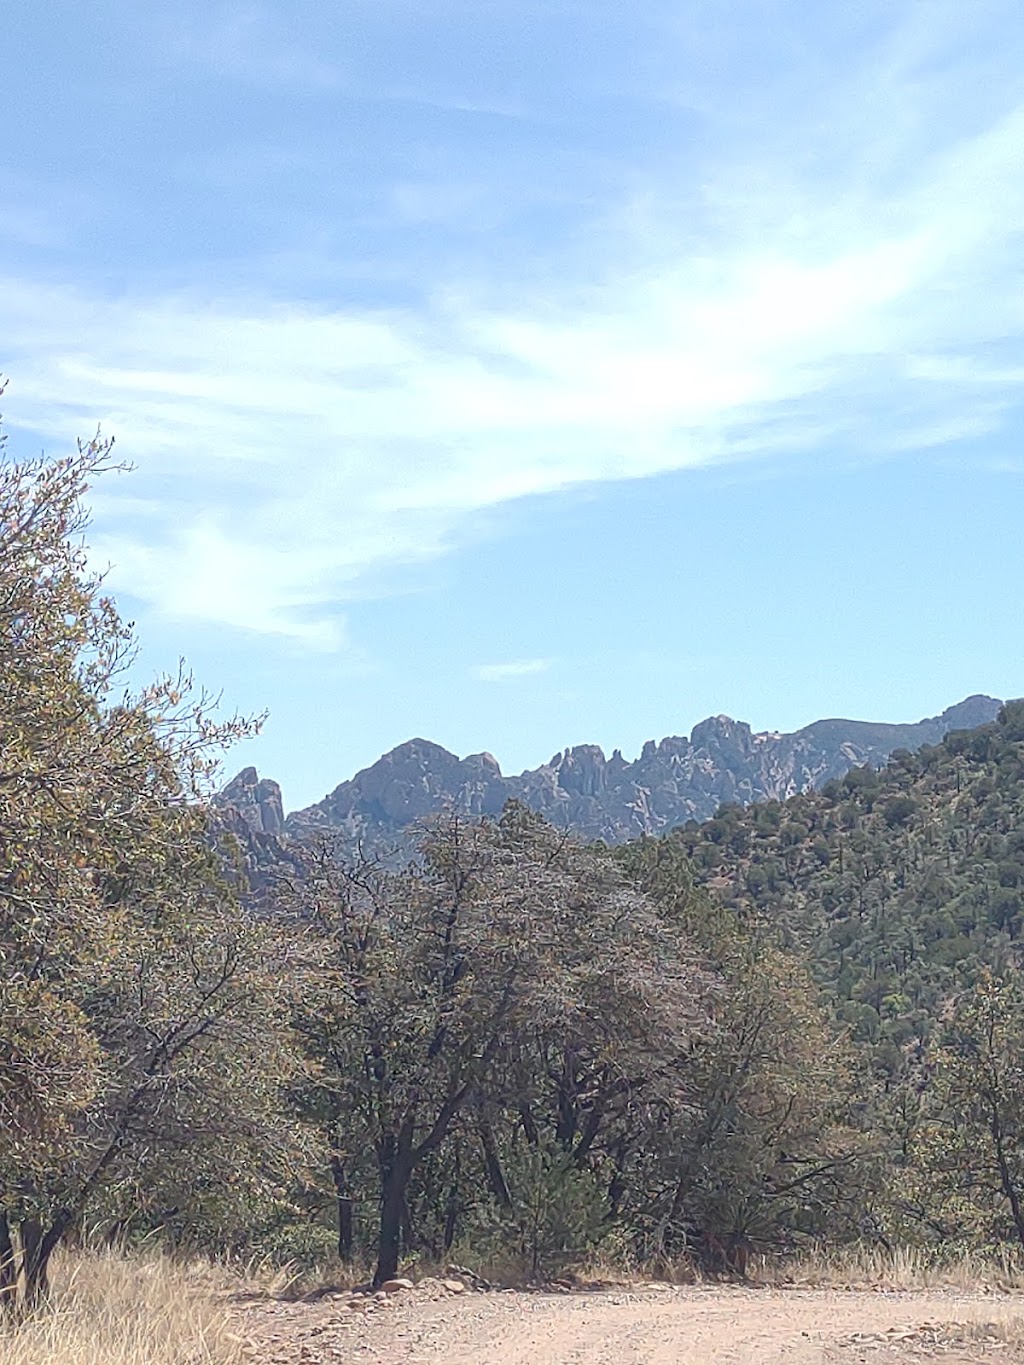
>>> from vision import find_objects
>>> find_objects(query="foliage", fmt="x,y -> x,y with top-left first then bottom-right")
288,805 -> 716,1284
616,837 -> 867,1258
0,413 -> 300,1309
510,1141 -> 608,1277
675,711 -> 1024,1068
909,970 -> 1024,1247
674,705 -> 1024,1246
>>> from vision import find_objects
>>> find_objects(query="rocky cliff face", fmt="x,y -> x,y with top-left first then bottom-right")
248,694 -> 1001,854
219,766 -> 285,835
212,767 -> 303,897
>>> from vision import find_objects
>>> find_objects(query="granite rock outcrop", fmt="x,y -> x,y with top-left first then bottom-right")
259,694 -> 1002,855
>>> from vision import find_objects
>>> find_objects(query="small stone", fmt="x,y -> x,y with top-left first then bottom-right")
381,1277 -> 414,1293
442,1278 -> 466,1294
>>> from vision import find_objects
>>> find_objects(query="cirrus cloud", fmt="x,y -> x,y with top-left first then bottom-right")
3,3 -> 1024,649
471,658 -> 552,682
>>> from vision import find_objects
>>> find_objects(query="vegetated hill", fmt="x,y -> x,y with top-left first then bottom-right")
221,694 -> 1000,856
672,700 -> 1024,1075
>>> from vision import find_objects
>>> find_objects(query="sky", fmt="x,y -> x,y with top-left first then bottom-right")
2,0 -> 1023,810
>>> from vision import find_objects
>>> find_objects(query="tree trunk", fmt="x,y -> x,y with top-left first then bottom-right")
443,1189 -> 459,1255
0,1211 -> 16,1314
443,1142 -> 462,1254
519,1103 -> 539,1146
22,1205 -> 77,1310
478,1123 -> 512,1208
555,1052 -> 578,1149
372,1092 -> 469,1287
329,1155 -> 354,1263
991,1109 -> 1024,1248
399,1195 -> 415,1253
607,1139 -> 630,1218
20,1219 -> 49,1309
374,1122 -> 417,1288
374,1163 -> 412,1286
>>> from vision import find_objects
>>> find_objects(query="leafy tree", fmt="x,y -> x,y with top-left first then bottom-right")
617,837 -> 865,1262
0,414 -> 297,1309
911,971 -> 1024,1246
492,1137 -> 609,1278
290,804 -> 714,1285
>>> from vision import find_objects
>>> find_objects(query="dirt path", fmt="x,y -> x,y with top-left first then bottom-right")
235,1283 -> 1024,1364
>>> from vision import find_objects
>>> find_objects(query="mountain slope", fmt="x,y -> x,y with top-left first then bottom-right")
674,699 -> 1024,1072
223,694 -> 1000,854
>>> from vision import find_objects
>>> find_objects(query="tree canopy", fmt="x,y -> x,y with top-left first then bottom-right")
0,421 -> 296,1309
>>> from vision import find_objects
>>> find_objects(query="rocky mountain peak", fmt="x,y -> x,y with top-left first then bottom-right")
462,751 -> 502,776
690,715 -> 756,756
939,694 -> 1006,730
557,745 -> 609,796
217,766 -> 284,836
221,694 -> 1004,858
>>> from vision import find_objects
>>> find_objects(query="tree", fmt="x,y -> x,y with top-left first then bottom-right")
911,970 -> 1024,1248
291,804 -> 714,1285
0,410 -> 297,1309
617,836 -> 866,1263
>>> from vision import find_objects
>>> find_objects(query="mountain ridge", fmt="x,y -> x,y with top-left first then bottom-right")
219,693 -> 1002,854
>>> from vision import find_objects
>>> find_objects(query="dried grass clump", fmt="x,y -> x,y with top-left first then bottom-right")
767,1242 -> 1024,1292
0,1249 -> 244,1365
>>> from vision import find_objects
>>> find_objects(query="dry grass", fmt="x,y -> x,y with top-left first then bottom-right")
956,1318 -> 1024,1345
764,1243 -> 1024,1292
567,1241 -> 1024,1295
0,1249 -> 245,1365
12,1237 -> 1021,1365
419,1241 -> 1024,1296
281,1262 -> 370,1299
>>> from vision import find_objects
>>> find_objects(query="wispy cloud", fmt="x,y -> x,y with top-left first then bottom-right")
3,4 -> 1024,646
471,659 -> 552,683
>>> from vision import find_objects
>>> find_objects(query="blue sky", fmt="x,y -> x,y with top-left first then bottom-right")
3,0 -> 1023,809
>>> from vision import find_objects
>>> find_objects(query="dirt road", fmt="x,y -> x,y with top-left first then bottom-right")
237,1282 -> 1024,1364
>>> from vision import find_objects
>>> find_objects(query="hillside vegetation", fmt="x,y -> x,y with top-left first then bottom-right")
675,709 -> 1024,1068
673,706 -> 1024,1244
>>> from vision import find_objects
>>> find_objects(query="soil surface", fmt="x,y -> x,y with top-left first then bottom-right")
234,1282 -> 1024,1364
